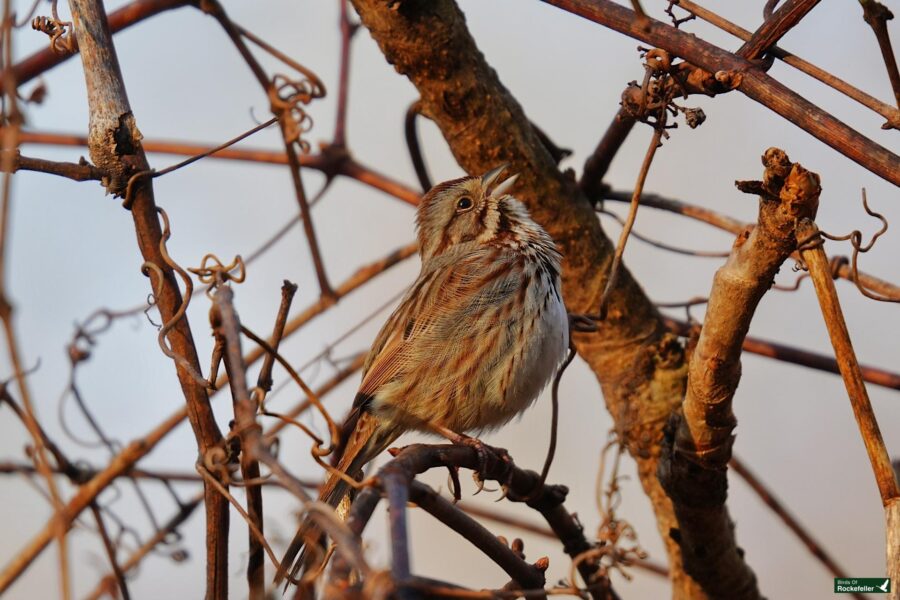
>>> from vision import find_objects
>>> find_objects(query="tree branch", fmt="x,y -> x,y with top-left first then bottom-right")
542,0 -> 900,186
673,0 -> 900,128
658,148 -> 821,599
65,1 -> 228,596
736,0 -> 820,60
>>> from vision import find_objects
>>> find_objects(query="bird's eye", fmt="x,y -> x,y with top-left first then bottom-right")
456,196 -> 474,211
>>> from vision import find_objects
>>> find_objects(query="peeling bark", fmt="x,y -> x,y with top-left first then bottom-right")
658,149 -> 821,599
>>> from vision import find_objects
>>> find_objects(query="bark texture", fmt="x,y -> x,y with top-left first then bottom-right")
349,0 -> 697,596
67,2 -> 228,597
658,149 -> 821,599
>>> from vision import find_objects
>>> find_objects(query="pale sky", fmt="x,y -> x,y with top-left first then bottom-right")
1,1 -> 898,599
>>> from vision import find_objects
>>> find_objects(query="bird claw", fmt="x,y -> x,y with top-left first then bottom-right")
495,484 -> 510,502
471,471 -> 497,495
447,466 -> 462,503
472,471 -> 486,496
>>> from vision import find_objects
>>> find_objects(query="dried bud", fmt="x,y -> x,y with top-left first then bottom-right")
682,107 -> 706,129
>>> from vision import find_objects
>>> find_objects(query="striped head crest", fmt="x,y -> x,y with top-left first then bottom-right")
415,164 -> 521,262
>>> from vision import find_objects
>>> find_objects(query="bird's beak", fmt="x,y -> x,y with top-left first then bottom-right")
490,172 -> 519,198
481,163 -> 519,198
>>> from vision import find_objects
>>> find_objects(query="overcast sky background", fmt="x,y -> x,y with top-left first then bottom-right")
1,1 -> 898,598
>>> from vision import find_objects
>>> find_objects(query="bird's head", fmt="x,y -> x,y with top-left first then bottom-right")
415,164 -> 520,262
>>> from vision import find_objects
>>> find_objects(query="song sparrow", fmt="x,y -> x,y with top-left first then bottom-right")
277,164 -> 568,585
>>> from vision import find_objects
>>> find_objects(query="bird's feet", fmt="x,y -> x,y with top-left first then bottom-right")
433,425 -> 515,500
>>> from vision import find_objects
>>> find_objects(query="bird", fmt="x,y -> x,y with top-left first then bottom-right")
276,164 -> 569,587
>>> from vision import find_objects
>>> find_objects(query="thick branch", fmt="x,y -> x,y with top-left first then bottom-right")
860,0 -> 900,110
658,149 -> 821,599
65,1 -> 227,597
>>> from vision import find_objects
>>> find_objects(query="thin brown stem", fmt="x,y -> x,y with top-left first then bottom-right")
333,0 -> 358,147
663,316 -> 900,391
604,189 -> 900,312
798,221 -> 900,503
729,456 -> 860,597
0,406 -> 187,593
13,0 -> 192,85
83,494 -> 203,600
211,283 -> 264,598
0,150 -> 104,180
204,0 -> 334,299
0,11 -> 71,596
597,127 -> 662,320
579,108 -> 636,199
860,0 -> 900,109
89,503 -> 131,600
257,280 -> 298,395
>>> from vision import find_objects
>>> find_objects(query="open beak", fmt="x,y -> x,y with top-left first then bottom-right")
481,163 -> 519,198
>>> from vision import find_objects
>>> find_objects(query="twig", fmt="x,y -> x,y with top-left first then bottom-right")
0,11 -> 71,597
14,0 -> 192,85
597,127 -> 662,320
604,189 -> 900,310
729,456 -> 861,598
537,346 -> 576,488
16,129 -> 424,205
404,101 -> 432,192
203,0 -> 334,299
579,108 -> 636,199
83,493 -> 202,600
797,221 -> 899,503
370,443 -> 613,600
333,0 -> 358,147
89,503 -> 132,600
798,219 -> 900,596
409,481 -> 547,592
0,405 -> 187,593
210,282 -> 265,598
860,0 -> 900,110
222,242 -> 417,387
0,150 -> 104,180
662,316 -> 900,391
257,280 -> 299,395
736,0 -> 821,61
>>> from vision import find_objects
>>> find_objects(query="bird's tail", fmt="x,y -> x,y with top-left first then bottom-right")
275,410 -> 391,590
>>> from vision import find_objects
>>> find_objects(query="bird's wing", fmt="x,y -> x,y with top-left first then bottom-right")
357,246 -> 525,399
